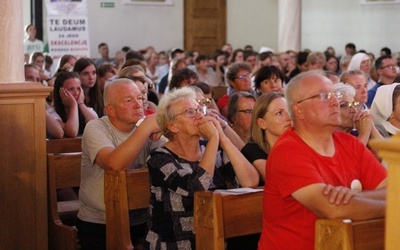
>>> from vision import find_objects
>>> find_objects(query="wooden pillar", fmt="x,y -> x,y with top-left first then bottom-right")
0,0 -> 24,82
369,134 -> 400,250
0,1 -> 51,249
278,0 -> 301,52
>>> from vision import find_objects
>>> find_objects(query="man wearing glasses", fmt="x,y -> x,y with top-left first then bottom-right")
258,70 -> 387,250
366,55 -> 398,107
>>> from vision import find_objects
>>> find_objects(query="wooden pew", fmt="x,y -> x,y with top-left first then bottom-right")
104,169 -> 150,250
47,152 -> 82,250
194,189 -> 263,250
47,137 -> 82,154
212,86 -> 227,102
315,218 -> 385,250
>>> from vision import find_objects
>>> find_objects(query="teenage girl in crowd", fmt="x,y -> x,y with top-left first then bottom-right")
73,58 -> 104,117
48,71 -> 98,138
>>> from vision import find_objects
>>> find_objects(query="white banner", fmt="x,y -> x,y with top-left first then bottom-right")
47,16 -> 90,61
46,0 -> 87,16
45,0 -> 90,62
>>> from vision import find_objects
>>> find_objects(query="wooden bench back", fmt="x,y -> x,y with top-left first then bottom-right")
47,152 -> 82,250
104,169 -> 150,250
194,190 -> 263,250
47,137 -> 82,154
315,218 -> 385,250
212,86 -> 228,102
48,153 -> 82,190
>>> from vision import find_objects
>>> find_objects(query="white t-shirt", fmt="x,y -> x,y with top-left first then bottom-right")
78,116 -> 163,225
47,106 -> 62,121
23,38 -> 44,56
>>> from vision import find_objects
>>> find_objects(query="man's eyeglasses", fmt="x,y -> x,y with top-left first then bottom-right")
235,73 -> 251,80
340,101 -> 360,109
380,64 -> 399,70
237,109 -> 253,115
175,107 -> 206,118
297,91 -> 343,104
197,98 -> 212,106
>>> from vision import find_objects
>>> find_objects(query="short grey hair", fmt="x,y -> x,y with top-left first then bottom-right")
333,82 -> 355,99
225,62 -> 252,83
157,87 -> 197,139
285,70 -> 327,121
104,78 -> 136,106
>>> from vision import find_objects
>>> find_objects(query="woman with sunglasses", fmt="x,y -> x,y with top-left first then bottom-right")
145,87 -> 259,250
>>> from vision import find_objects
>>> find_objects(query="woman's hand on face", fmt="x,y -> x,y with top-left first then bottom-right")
197,116 -> 219,140
77,86 -> 85,104
206,108 -> 224,124
60,87 -> 77,107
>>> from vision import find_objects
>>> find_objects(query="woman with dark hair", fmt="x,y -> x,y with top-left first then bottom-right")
227,92 -> 257,143
58,54 -> 77,72
73,58 -> 105,117
253,65 -> 285,96
168,67 -> 198,92
324,54 -> 339,73
231,48 -> 244,64
46,54 -> 77,90
29,51 -> 48,83
158,57 -> 188,97
50,71 -> 98,137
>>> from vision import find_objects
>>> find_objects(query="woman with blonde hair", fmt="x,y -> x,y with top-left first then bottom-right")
145,87 -> 258,249
241,92 -> 291,181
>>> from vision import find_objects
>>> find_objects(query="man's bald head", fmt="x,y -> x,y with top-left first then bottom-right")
285,70 -> 330,121
104,78 -> 139,106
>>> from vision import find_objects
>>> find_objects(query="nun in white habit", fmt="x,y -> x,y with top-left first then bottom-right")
370,83 -> 400,136
347,52 -> 376,90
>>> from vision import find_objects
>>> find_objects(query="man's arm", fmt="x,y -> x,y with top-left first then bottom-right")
292,183 -> 385,220
95,114 -> 160,171
323,178 -> 386,204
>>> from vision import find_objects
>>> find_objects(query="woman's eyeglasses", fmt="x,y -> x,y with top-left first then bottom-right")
197,98 -> 212,106
175,107 -> 206,118
235,73 -> 251,80
237,109 -> 253,115
340,101 -> 360,109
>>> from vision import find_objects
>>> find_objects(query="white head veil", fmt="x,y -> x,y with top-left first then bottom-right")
370,83 -> 400,134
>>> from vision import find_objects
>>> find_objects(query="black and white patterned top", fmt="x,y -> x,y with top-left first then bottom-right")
145,140 -> 238,250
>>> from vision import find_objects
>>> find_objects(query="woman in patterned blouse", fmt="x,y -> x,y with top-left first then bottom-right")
144,87 -> 259,250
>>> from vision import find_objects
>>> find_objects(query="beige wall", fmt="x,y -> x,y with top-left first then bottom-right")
23,0 -> 400,58
86,0 -> 184,58
227,0 -> 279,53
302,0 -> 400,56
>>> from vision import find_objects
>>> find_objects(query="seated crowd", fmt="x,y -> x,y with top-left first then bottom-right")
31,42 -> 398,250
